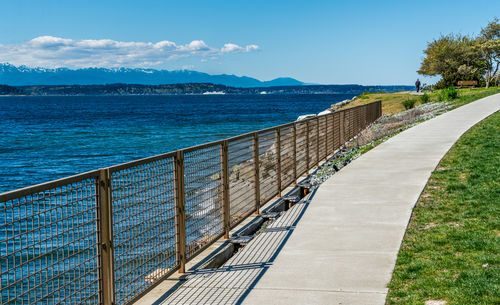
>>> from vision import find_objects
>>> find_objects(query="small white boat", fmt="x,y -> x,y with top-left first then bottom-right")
202,91 -> 226,95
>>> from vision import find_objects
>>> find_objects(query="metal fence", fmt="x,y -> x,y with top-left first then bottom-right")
0,101 -> 381,305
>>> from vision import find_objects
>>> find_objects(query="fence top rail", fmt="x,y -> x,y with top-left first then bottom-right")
1,101 -> 381,196
107,150 -> 178,173
0,169 -> 100,202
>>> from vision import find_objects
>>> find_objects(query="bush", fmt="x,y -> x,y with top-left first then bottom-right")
446,86 -> 459,99
358,91 -> 371,99
420,93 -> 431,103
439,86 -> 459,101
402,99 -> 417,110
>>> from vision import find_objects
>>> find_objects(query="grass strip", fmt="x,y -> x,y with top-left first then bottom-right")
341,87 -> 500,115
386,111 -> 500,305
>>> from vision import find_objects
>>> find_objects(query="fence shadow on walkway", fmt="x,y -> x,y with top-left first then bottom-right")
151,187 -> 318,305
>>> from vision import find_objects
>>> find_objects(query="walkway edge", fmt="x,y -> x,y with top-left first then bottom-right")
241,93 -> 500,305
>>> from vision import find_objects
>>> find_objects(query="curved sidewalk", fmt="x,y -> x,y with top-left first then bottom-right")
242,93 -> 500,305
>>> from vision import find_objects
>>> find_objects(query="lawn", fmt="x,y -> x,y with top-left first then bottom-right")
386,110 -> 500,304
340,87 -> 500,115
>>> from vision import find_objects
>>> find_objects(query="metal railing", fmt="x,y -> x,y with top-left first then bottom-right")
0,101 -> 381,305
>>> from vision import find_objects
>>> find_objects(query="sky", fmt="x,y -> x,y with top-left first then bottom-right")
1,0 -> 499,85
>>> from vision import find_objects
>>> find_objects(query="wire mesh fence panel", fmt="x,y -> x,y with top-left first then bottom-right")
307,119 -> 318,168
358,107 -> 364,133
110,157 -> 176,305
345,109 -> 354,141
369,103 -> 376,122
279,125 -> 294,189
351,108 -> 357,138
367,103 -> 373,122
352,108 -> 358,139
0,101 -> 382,305
326,114 -> 335,154
333,112 -> 341,150
227,135 -> 255,227
258,129 -> 278,204
361,106 -> 367,129
183,145 -> 223,259
374,102 -> 380,122
355,107 -> 362,134
343,109 -> 350,141
295,121 -> 308,177
351,108 -> 358,135
0,173 -> 101,305
318,116 -> 327,160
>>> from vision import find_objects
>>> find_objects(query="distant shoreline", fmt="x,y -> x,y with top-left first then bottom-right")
0,83 -> 414,96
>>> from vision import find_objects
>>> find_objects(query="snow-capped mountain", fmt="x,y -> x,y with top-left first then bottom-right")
0,63 -> 304,87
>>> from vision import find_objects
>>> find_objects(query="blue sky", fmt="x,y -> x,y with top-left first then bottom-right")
1,0 -> 499,85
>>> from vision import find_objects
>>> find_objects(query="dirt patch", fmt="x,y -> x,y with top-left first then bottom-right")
423,222 -> 437,230
425,300 -> 447,305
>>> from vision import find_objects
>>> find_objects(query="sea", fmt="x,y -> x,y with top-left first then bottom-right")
1,92 -> 399,304
0,93 -> 362,193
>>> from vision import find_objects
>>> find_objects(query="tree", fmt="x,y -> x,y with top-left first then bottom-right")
478,18 -> 500,87
418,18 -> 500,88
418,35 -> 484,88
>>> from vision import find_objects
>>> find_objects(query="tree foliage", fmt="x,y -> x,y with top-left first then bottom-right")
418,18 -> 500,88
478,18 -> 500,87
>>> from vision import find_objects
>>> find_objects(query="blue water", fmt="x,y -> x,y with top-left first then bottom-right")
2,92 -> 378,304
0,94 -> 356,193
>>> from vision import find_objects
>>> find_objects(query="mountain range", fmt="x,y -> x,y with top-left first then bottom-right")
0,63 -> 304,87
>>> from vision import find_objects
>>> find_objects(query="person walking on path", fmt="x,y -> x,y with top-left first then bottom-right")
415,78 -> 421,92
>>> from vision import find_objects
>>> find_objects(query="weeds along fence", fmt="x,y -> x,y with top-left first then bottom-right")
0,101 -> 381,305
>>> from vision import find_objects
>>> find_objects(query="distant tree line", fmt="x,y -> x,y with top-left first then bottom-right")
0,83 -> 413,96
419,18 -> 500,88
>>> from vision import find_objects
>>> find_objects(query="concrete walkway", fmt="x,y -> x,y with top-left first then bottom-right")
138,93 -> 500,305
241,93 -> 500,304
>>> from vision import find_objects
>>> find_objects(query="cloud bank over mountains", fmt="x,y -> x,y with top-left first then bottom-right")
0,36 -> 260,68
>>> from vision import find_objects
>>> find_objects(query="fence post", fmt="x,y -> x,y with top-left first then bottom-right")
292,123 -> 297,185
221,141 -> 230,239
253,133 -> 260,215
339,111 -> 345,145
174,150 -> 186,274
305,120 -> 310,174
316,117 -> 320,166
97,169 -> 115,305
276,128 -> 282,197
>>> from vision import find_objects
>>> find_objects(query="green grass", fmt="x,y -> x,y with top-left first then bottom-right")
448,87 -> 500,109
386,111 -> 500,305
341,87 -> 500,115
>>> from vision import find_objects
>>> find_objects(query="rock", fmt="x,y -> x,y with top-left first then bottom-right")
296,114 -> 317,121
318,109 -> 332,116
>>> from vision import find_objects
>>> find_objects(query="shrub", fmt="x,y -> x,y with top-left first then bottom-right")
420,93 -> 431,103
402,99 -> 417,110
439,86 -> 459,101
438,90 -> 446,102
446,86 -> 459,99
358,91 -> 371,99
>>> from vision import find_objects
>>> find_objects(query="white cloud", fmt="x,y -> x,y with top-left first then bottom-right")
0,36 -> 259,68
221,43 -> 260,53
